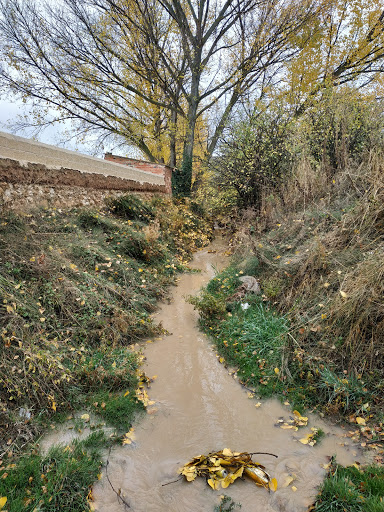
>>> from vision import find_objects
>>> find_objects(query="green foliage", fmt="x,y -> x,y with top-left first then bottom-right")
172,155 -> 193,197
304,92 -> 384,171
211,106 -> 293,210
190,266 -> 289,397
76,348 -> 140,391
87,390 -> 145,430
0,432 -> 105,511
313,463 -> 384,512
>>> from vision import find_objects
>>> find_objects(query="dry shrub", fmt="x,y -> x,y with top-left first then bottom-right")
142,219 -> 161,243
0,338 -> 74,417
282,157 -> 329,211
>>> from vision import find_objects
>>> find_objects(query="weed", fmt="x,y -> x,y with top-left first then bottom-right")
214,495 -> 242,511
86,390 -> 145,431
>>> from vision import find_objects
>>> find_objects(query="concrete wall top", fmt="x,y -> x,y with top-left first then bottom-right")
0,131 -> 164,186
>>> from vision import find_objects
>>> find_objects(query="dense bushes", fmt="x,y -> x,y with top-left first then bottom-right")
209,91 -> 384,213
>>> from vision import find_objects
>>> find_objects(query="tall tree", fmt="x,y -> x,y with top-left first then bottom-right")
0,0 -> 319,194
284,0 -> 384,115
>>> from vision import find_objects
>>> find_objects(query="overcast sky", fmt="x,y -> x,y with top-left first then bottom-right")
0,98 -> 101,155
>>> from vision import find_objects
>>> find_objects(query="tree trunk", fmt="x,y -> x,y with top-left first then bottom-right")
174,68 -> 200,196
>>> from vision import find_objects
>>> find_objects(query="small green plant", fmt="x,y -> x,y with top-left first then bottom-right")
312,428 -> 325,444
214,495 -> 241,512
86,390 -> 145,430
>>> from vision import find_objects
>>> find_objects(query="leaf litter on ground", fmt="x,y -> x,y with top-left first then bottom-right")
179,448 -> 278,491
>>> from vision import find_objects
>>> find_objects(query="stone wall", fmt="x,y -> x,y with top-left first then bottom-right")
0,131 -> 170,211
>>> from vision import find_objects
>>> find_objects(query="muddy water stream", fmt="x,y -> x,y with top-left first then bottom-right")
89,240 -> 363,512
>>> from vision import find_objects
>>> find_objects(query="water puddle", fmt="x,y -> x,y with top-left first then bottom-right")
89,238 -> 365,511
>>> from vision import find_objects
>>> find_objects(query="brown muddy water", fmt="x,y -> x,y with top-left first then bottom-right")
47,239 -> 365,511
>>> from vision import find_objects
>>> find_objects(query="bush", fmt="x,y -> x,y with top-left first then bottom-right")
210,105 -> 293,211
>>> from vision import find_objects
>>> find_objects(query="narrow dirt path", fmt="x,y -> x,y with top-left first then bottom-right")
93,239 -> 364,512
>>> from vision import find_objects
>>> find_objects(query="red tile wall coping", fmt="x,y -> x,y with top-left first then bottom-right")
104,154 -> 173,194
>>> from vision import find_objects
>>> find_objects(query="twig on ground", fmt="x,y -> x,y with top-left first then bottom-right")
105,447 -> 131,509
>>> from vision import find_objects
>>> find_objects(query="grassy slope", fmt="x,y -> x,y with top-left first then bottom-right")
0,194 -> 212,511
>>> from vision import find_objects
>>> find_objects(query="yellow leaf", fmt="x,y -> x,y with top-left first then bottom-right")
138,268 -> 143,272
291,485 -> 297,492
40,317 -> 46,323
30,257 -> 36,262
340,290 -> 348,298
269,477 -> 278,492
207,478 -> 220,489
0,497 -> 7,510
274,367 -> 280,374
299,438 -> 309,444
222,448 -> 233,457
283,476 -> 294,487
51,401 -> 57,412
81,414 -> 90,422
123,391 -> 130,397
356,417 -> 366,426
122,428 -> 136,445
219,357 -> 225,364
255,402 -> 262,408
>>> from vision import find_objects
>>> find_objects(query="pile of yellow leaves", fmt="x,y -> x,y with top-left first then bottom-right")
179,448 -> 277,491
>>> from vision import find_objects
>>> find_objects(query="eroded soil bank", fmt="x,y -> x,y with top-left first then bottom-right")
92,239 -> 364,512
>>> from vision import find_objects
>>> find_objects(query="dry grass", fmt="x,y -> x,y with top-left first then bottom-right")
227,150 -> 384,417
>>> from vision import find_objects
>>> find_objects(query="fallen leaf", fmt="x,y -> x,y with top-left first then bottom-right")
283,476 -> 294,487
291,485 -> 297,492
269,477 -> 278,492
81,414 -> 90,422
122,428 -> 136,445
0,497 -> 7,510
356,417 -> 366,426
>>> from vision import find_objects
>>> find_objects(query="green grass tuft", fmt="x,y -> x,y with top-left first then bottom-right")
0,432 -> 105,511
